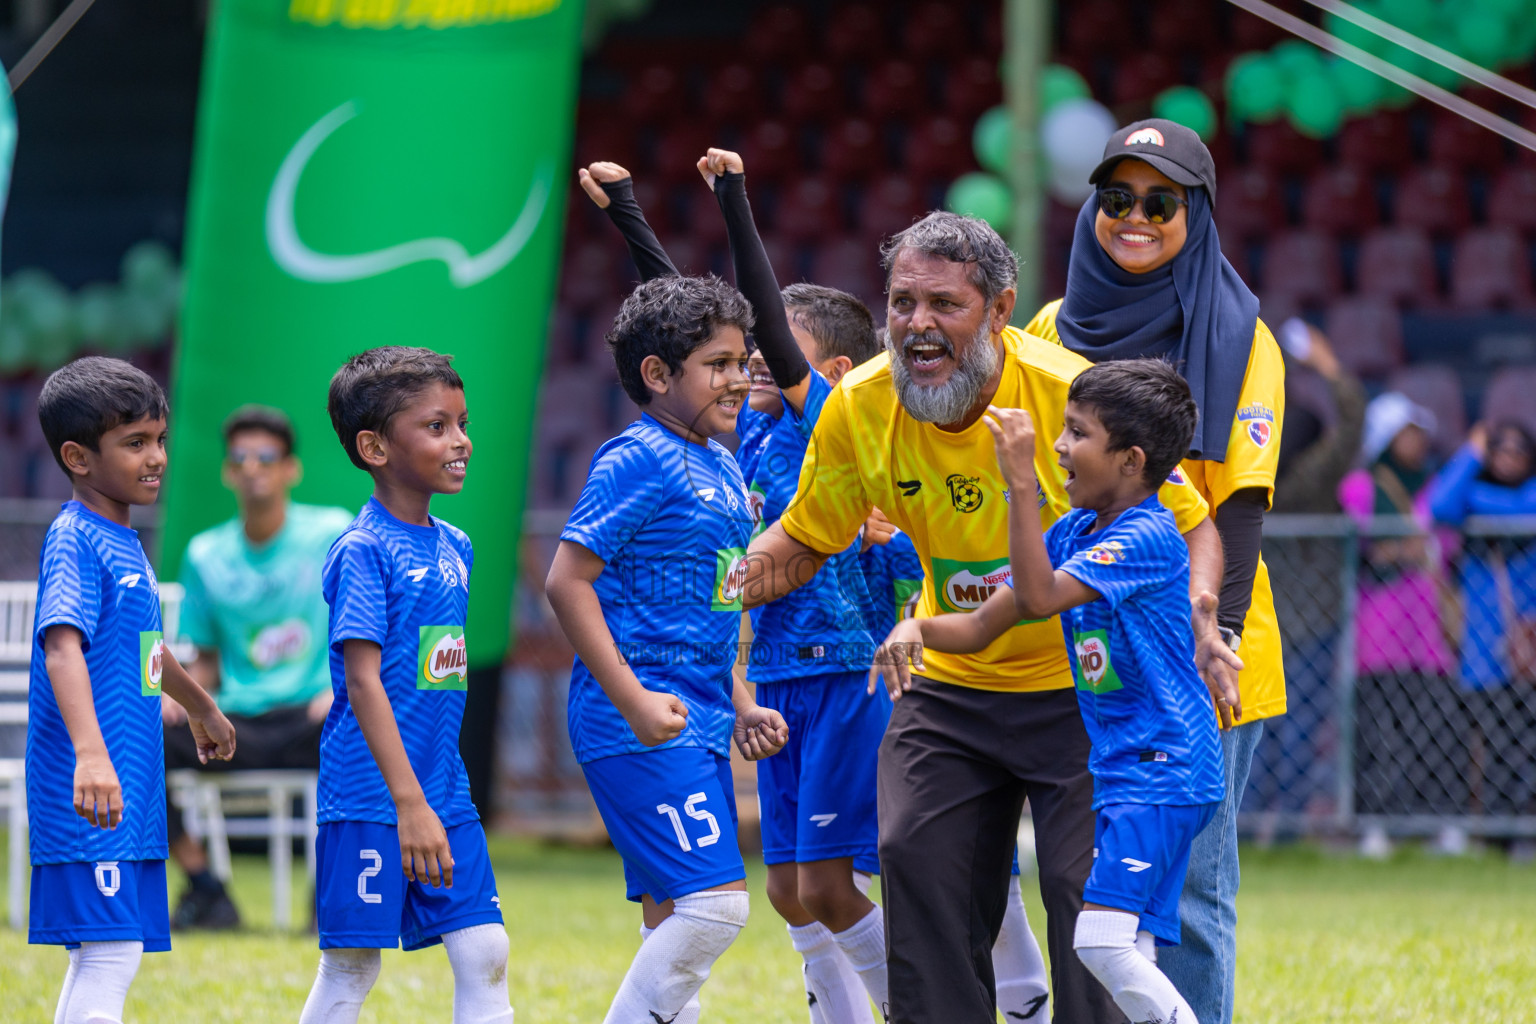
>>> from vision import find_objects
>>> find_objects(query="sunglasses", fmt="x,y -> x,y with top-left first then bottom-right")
226,448 -> 284,467
1097,187 -> 1189,224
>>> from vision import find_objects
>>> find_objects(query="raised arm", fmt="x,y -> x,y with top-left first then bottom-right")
698,149 -> 813,413
742,521 -> 831,610
578,162 -> 678,282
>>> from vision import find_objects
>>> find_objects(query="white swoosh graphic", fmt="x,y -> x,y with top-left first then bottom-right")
265,100 -> 551,287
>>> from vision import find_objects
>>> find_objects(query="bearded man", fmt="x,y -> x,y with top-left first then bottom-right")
741,212 -> 1238,1024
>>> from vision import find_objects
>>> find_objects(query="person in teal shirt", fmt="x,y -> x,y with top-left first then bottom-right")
161,406 -> 352,929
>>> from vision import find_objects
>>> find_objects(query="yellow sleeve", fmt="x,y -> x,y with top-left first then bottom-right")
778,381 -> 873,556
1158,471 -> 1211,532
1023,299 -> 1064,343
1205,322 -> 1285,509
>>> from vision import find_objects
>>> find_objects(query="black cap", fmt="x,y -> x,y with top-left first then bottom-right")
1088,118 -> 1218,206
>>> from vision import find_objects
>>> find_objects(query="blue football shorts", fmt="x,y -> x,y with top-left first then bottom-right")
756,674 -> 889,875
583,746 -> 744,904
1083,801 -> 1218,944
29,859 -> 170,951
314,819 -> 503,951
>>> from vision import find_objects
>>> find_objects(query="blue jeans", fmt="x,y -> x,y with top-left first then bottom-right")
1158,719 -> 1265,1024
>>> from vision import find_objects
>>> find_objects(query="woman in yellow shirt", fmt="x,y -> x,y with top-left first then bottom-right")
1024,118 -> 1286,1024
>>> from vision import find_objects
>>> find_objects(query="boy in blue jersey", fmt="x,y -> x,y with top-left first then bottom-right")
29,357 -> 237,1024
876,359 -> 1224,1024
546,274 -> 789,1024
298,347 -> 513,1024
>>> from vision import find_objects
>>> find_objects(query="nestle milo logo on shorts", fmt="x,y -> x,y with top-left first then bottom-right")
932,556 -> 1011,613
418,625 -> 468,690
248,618 -> 311,670
1073,629 -> 1123,694
712,546 -> 749,612
140,631 -> 165,696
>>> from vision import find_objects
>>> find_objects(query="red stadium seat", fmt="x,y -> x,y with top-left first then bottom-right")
1484,167 -> 1536,235
1111,53 -> 1178,106
703,63 -> 764,123
901,2 -> 962,54
1387,364 -> 1467,456
1337,112 -> 1413,174
902,116 -> 970,182
1356,226 -> 1439,306
653,124 -> 716,184
1231,5 -> 1288,49
676,188 -> 728,246
825,4 -> 887,65
1449,228 -> 1533,310
560,242 -> 622,307
855,175 -> 926,241
943,56 -> 1002,122
664,237 -> 713,277
1426,108 -> 1505,173
1262,230 -> 1342,305
1215,166 -> 1285,244
807,236 -> 886,310
863,60 -> 927,122
1148,0 -> 1221,54
1392,165 -> 1472,236
757,232 -> 800,285
1063,0 -> 1132,58
1482,365 -> 1536,438
1324,296 -> 1405,378
1243,122 -> 1324,176
571,119 -> 638,173
776,177 -> 843,242
744,4 -> 808,65
782,63 -> 846,123
1301,166 -> 1380,236
742,120 -> 797,182
822,117 -> 883,180
1256,290 -> 1301,329
622,65 -> 686,123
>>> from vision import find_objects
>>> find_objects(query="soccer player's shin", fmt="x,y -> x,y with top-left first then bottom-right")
831,905 -> 888,1018
993,877 -> 1050,1021
790,920 -> 872,1024
603,890 -> 749,1024
298,947 -> 381,1024
443,923 -> 515,1024
54,941 -> 142,1024
1074,911 -> 1196,1024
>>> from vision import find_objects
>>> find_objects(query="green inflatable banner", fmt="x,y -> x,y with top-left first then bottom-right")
167,0 -> 584,668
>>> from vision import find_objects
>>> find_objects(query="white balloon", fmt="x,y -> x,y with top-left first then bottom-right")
1040,98 -> 1118,205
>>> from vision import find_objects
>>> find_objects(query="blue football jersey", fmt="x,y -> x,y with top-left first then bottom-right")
27,501 -> 167,864
319,498 -> 477,827
735,403 -> 776,491
746,370 -> 876,683
859,528 -> 924,645
1045,495 -> 1224,808
561,414 -> 753,763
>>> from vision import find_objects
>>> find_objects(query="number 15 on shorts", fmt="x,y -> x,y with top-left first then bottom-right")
657,793 -> 720,852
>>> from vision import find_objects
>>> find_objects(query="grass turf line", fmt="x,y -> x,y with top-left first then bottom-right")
1,837 -> 1532,1022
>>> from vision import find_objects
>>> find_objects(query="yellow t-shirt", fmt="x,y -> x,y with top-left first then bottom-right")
779,326 -> 1210,693
1024,300 -> 1288,722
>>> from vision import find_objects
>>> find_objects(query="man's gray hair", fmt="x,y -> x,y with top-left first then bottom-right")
879,211 -> 1020,302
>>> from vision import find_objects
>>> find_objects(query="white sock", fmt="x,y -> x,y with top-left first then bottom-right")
639,926 -> 701,1024
831,905 -> 888,1021
603,890 -> 748,1024
298,948 -> 381,1024
852,871 -> 873,897
1136,930 -> 1157,963
1074,911 -> 1197,1024
55,940 -> 142,1024
443,923 -> 515,1024
992,877 -> 1050,1021
790,920 -> 873,1024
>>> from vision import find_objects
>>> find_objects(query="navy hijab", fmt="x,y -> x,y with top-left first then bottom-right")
1055,182 -> 1258,462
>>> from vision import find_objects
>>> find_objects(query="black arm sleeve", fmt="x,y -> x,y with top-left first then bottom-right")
1213,486 -> 1268,635
599,177 -> 677,283
713,171 -> 811,390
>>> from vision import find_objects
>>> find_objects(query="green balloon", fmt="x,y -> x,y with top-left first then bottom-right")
946,173 -> 1013,233
1041,64 -> 1092,115
1286,72 -> 1345,138
1324,4 -> 1387,57
973,106 -> 1011,175
1152,86 -> 1218,141
1377,0 -> 1435,35
0,322 -> 28,375
1272,39 -> 1327,82
1452,7 -> 1507,68
1330,57 -> 1383,113
1226,52 -> 1286,123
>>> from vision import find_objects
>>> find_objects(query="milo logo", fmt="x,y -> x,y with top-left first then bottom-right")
418,625 -> 468,690
248,618 -> 310,670
892,578 -> 922,622
140,631 -> 165,696
1073,629 -> 1122,694
712,546 -> 749,611
747,485 -> 766,538
932,556 -> 1012,613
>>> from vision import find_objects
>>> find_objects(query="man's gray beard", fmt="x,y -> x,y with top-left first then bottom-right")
887,321 -> 1000,425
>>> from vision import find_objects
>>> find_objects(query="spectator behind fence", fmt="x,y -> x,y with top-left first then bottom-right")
1427,421 -> 1536,689
1272,320 -> 1366,514
162,406 -> 353,929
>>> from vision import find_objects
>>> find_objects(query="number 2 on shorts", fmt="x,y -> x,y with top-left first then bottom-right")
357,848 -> 383,903
656,792 -> 721,852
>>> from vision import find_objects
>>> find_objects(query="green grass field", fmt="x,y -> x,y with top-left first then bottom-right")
2,837 -> 1533,1022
